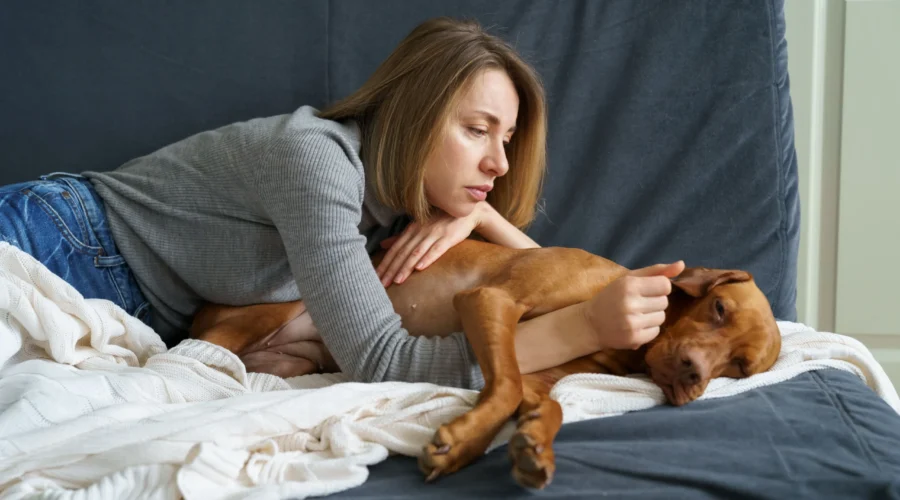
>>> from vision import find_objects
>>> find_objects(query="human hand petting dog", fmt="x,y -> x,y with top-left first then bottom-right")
375,207 -> 483,287
236,302 -> 340,377
376,202 -> 540,287
582,261 -> 686,350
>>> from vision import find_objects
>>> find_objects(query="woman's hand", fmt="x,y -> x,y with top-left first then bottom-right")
375,205 -> 485,287
237,303 -> 340,378
581,261 -> 686,350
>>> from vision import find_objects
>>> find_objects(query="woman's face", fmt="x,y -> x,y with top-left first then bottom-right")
423,68 -> 519,219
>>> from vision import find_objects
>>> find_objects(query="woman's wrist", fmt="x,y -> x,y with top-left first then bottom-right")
467,201 -> 495,230
470,202 -> 540,249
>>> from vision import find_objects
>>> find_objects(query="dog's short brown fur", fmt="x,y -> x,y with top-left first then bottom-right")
191,239 -> 781,489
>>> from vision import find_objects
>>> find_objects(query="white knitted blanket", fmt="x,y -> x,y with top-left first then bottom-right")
1,241 -> 898,499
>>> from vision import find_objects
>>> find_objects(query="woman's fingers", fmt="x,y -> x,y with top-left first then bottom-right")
413,217 -> 475,272
633,295 -> 669,314
375,212 -> 479,286
629,261 -> 685,279
635,310 -> 667,330
635,326 -> 661,345
412,238 -> 453,272
381,231 -> 430,286
379,235 -> 399,249
242,350 -> 320,378
376,225 -> 418,283
394,235 -> 440,284
636,275 -> 673,297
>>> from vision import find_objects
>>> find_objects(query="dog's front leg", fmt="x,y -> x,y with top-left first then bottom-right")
418,286 -> 527,481
508,373 -> 563,489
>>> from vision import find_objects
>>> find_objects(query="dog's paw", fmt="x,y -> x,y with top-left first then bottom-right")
508,414 -> 555,489
417,423 -> 487,482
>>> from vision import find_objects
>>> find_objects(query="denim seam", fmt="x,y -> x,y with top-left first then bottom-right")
57,178 -> 126,268
811,370 -> 883,471
58,178 -> 103,252
50,179 -> 131,307
20,188 -> 103,256
104,267 -> 129,312
38,174 -> 94,245
57,186 -> 92,248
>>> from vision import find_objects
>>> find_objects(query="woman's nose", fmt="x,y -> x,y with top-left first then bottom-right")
481,141 -> 509,177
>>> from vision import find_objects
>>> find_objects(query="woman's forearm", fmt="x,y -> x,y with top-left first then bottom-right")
513,301 -> 600,374
473,202 -> 541,249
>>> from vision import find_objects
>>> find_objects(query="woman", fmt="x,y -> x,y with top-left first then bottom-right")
0,17 -> 682,389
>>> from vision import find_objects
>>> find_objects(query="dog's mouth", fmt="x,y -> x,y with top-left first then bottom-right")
652,372 -> 709,406
646,344 -> 713,406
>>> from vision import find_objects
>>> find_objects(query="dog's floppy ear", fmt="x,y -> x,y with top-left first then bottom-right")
670,267 -> 753,297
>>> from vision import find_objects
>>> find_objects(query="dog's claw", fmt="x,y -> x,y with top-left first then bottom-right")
509,429 -> 555,489
517,410 -> 540,424
426,468 -> 441,482
510,432 -> 535,450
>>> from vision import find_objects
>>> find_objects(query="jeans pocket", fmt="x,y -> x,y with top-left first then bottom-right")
22,182 -> 103,257
12,176 -> 147,318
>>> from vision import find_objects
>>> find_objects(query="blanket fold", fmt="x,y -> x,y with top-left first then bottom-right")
1,241 -> 898,499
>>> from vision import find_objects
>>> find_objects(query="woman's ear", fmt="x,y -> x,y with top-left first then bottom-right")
670,267 -> 753,297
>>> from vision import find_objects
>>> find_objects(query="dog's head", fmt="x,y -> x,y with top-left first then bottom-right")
643,267 -> 781,406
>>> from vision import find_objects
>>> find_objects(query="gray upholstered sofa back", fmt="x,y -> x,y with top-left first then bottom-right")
0,0 -> 800,320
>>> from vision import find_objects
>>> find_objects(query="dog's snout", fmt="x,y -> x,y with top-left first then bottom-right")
677,349 -> 707,386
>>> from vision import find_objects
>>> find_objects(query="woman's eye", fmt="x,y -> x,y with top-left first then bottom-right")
468,127 -> 488,137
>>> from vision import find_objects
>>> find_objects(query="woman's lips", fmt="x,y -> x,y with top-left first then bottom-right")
465,186 -> 490,201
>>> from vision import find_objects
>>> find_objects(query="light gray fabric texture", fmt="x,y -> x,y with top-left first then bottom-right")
85,106 -> 485,389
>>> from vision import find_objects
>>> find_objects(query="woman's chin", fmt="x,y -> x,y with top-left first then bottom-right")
434,201 -> 477,219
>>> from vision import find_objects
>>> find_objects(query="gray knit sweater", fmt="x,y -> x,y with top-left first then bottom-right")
84,105 -> 484,389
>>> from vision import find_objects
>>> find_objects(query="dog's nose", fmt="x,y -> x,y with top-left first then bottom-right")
676,349 -> 707,386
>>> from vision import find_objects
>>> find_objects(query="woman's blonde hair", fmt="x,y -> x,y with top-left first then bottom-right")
317,17 -> 547,229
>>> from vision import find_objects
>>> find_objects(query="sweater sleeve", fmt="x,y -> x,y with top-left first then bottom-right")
253,128 -> 486,390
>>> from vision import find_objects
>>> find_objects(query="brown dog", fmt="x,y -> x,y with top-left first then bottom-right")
190,239 -> 781,489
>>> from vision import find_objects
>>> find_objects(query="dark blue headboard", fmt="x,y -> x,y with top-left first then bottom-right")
0,0 -> 800,320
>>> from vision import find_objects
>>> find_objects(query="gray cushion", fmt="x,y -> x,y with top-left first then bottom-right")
327,369 -> 900,499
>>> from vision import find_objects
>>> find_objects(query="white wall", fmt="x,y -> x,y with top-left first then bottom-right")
784,0 -> 843,334
833,1 -> 900,335
785,0 -> 900,385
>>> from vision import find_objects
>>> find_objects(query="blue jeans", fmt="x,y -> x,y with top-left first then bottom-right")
0,172 -> 151,325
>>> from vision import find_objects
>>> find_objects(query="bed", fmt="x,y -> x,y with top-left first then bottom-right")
2,1 -> 899,498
